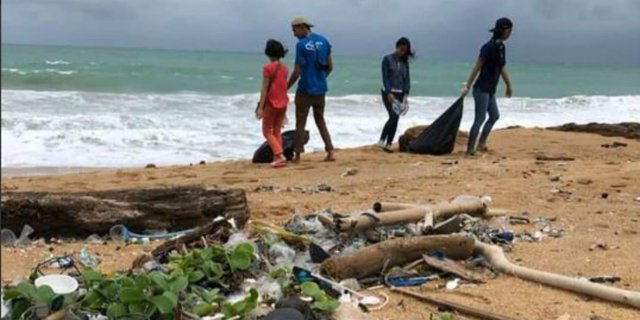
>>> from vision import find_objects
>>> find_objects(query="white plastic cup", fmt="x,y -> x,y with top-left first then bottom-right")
34,275 -> 79,295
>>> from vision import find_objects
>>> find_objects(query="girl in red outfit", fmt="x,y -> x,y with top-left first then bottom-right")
256,39 -> 289,168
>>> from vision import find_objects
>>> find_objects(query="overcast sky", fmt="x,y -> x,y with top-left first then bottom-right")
2,0 -> 640,65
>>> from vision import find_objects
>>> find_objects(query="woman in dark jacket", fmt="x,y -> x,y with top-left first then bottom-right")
378,37 -> 414,152
462,17 -> 514,155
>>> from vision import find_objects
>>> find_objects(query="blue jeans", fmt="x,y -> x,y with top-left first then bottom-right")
380,90 -> 404,145
467,89 -> 500,153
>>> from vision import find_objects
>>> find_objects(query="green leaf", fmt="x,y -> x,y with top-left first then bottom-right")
168,276 -> 188,294
162,291 -> 178,307
34,285 -> 55,303
149,294 -> 174,314
149,272 -> 169,291
234,243 -> 254,254
2,288 -> 22,300
49,295 -> 64,311
203,261 -> 224,280
188,270 -> 205,283
135,274 -> 150,290
169,269 -> 185,278
200,247 -> 214,260
82,270 -> 104,283
15,282 -> 36,300
244,289 -> 258,310
193,302 -> 215,316
223,289 -> 258,317
194,287 -> 220,304
119,287 -> 145,303
96,281 -> 119,301
313,299 -> 340,311
435,314 -> 455,320
120,276 -> 136,288
144,304 -> 158,318
128,302 -> 147,315
270,267 -> 289,279
82,291 -> 106,309
300,281 -> 322,298
106,302 -> 128,319
10,299 -> 30,320
229,246 -> 253,271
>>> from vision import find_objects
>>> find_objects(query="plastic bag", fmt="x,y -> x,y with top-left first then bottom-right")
15,225 -> 34,247
1,229 -> 17,247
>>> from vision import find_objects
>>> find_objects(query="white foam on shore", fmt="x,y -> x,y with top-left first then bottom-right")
2,89 -> 639,168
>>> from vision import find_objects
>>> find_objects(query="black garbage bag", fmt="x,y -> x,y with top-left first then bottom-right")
408,97 -> 464,155
252,130 -> 310,163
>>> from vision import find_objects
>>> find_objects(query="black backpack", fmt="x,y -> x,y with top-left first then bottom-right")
252,130 -> 310,163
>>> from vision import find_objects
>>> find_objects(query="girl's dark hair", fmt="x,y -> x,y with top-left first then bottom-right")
396,37 -> 415,62
265,39 -> 287,59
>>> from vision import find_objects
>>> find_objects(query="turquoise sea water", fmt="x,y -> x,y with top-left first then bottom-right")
2,44 -> 639,168
3,44 -> 639,97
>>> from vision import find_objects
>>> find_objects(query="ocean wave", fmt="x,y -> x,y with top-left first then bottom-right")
45,60 -> 71,65
1,89 -> 638,168
1,68 -> 27,75
2,68 -> 77,76
45,69 -> 76,75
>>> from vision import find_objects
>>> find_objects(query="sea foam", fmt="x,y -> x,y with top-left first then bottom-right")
2,90 -> 638,168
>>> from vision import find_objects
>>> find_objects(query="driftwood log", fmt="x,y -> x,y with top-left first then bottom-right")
320,235 -> 475,280
475,241 -> 640,309
1,186 -> 249,237
334,198 -> 488,232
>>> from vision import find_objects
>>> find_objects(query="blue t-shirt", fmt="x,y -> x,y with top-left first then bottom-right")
295,33 -> 332,96
473,39 -> 506,95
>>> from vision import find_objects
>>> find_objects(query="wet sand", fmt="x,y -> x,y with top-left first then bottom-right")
2,127 -> 640,319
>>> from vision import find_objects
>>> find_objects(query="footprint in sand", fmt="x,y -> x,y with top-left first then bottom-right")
63,181 -> 88,187
267,205 -> 292,216
222,176 -> 258,184
223,170 -> 245,175
293,165 -> 315,171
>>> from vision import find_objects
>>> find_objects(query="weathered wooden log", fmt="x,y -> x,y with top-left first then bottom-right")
320,235 -> 475,280
335,198 -> 488,232
1,186 -> 249,237
475,241 -> 640,309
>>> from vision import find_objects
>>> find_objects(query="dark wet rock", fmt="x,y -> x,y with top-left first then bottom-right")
548,122 -> 640,140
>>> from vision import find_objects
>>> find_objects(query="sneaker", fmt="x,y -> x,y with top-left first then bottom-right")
383,144 -> 394,153
376,140 -> 386,148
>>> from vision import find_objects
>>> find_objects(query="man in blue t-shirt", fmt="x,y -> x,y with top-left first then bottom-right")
462,17 -> 514,156
287,16 -> 335,162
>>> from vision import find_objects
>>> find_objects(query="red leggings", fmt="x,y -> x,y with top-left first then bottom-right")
262,105 -> 287,156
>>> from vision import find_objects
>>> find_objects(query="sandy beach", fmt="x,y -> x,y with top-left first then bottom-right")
2,127 -> 640,319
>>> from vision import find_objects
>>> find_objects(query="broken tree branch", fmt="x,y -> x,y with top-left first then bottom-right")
475,241 -> 640,309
